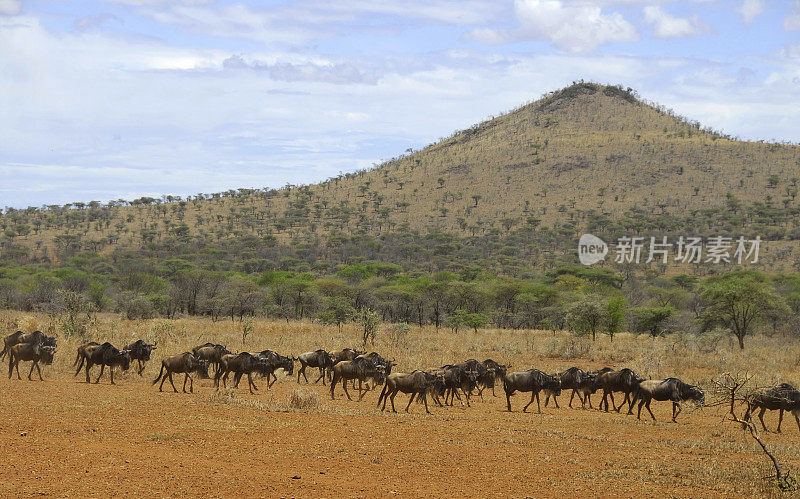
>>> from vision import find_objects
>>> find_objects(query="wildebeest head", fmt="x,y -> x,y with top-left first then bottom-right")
118,350 -> 132,371
40,346 -> 56,365
683,383 -> 705,405
547,373 -> 562,396
193,358 -> 210,379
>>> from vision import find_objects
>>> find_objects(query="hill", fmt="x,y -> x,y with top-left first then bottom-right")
3,82 -> 800,276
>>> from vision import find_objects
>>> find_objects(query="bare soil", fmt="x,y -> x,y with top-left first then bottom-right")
1,367 -> 796,498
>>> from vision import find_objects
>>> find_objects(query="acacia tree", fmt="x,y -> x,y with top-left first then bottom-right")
699,272 -> 789,349
567,296 -> 605,341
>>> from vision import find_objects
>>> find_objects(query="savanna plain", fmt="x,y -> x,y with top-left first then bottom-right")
1,312 -> 799,497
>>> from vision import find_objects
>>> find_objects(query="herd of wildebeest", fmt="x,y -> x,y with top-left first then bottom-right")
3,329 -> 800,433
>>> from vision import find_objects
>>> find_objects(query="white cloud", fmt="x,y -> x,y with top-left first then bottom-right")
786,1 -> 800,31
737,0 -> 765,23
643,5 -> 712,38
0,0 -> 21,16
468,0 -> 638,53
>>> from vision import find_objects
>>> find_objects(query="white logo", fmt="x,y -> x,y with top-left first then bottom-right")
578,234 -> 608,265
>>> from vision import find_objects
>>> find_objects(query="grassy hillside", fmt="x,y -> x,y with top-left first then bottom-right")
3,82 -> 800,275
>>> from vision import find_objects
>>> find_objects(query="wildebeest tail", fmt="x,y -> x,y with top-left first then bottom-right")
152,363 -> 165,385
72,350 -> 81,366
74,355 -> 86,376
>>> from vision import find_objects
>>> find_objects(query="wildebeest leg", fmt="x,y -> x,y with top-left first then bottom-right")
95,364 -> 105,384
358,381 -> 368,402
110,366 -> 115,385
299,363 -> 309,384
85,362 -> 93,383
342,378 -> 353,401
7,352 -> 13,379
645,399 -> 656,421
637,398 -> 645,419
389,390 -> 398,413
536,391 -> 543,413
505,391 -> 513,412
523,391 -> 536,413
569,390 -> 576,408
14,357 -> 22,380
159,370 -> 168,391
188,374 -> 194,393
138,359 -> 145,376
247,373 -> 256,394
607,392 -> 617,412
672,401 -> 681,422
613,393 -> 628,413
601,391 -> 609,412
586,392 -> 594,410
35,361 -> 43,381
758,407 -> 769,431
314,367 -> 325,385
777,408 -> 785,433
422,392 -> 431,414
794,411 -> 800,433
405,393 -> 415,412
268,373 -> 277,388
168,372 -> 178,393
183,373 -> 189,393
552,393 -> 560,409
378,384 -> 388,410
462,388 -> 471,407
27,360 -> 35,380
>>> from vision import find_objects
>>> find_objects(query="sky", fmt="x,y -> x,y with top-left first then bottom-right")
1,0 -> 800,208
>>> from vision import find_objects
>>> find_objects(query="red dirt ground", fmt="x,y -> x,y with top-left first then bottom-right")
0,369 -> 795,497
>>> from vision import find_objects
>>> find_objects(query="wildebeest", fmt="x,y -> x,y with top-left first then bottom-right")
482,359 -> 509,396
73,341 -> 100,367
296,349 -> 334,385
352,352 -> 394,391
503,369 -> 562,413
745,383 -> 800,433
377,370 -> 445,414
452,359 -> 494,400
436,364 -> 479,407
191,343 -> 231,376
544,367 -> 600,409
597,368 -> 642,414
125,339 -> 157,376
1,330 -> 57,361
152,352 -> 210,393
257,350 -> 295,387
215,352 -> 270,394
75,342 -> 131,384
7,342 -> 56,381
330,348 -> 365,364
632,378 -> 705,422
330,357 -> 386,401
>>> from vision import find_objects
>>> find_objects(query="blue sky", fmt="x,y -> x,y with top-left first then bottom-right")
1,0 -> 799,208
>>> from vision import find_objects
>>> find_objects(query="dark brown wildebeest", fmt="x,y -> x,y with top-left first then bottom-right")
74,341 -> 100,367
503,369 -> 561,413
191,343 -> 230,376
377,370 -> 445,414
597,367 -> 642,414
744,383 -> 800,433
296,349 -> 334,385
257,350 -> 295,387
436,364 -> 479,407
330,357 -> 386,401
215,352 -> 270,394
544,367 -> 600,409
152,353 -> 210,393
482,359 -> 509,396
125,339 -> 157,376
8,343 -> 56,381
1,330 -> 57,361
632,378 -> 705,422
75,342 -> 131,384
452,359 -> 494,400
352,352 -> 394,391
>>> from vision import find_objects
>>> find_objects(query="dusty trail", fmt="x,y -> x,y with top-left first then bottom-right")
0,371 -> 793,497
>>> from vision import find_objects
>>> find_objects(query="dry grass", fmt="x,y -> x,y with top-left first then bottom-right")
4,309 -> 799,390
